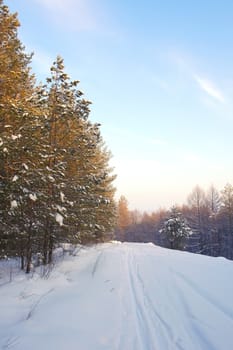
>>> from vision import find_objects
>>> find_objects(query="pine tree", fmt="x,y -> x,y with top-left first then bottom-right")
0,0 -> 37,264
85,140 -> 116,242
36,56 -> 116,256
160,206 -> 192,250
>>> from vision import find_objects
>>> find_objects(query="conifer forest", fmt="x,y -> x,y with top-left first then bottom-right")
0,1 -> 116,272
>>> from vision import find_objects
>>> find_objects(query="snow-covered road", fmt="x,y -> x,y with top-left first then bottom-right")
1,242 -> 233,349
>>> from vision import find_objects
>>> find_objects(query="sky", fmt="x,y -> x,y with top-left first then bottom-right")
5,0 -> 233,212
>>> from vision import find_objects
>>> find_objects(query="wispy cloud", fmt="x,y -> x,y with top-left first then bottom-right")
33,0 -> 99,32
193,75 -> 225,103
167,49 -> 195,74
168,49 -> 226,104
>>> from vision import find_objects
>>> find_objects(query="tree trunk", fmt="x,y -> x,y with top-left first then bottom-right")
20,255 -> 24,270
43,233 -> 48,265
48,234 -> 53,264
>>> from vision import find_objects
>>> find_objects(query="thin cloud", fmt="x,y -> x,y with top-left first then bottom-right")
168,49 -> 226,104
33,0 -> 99,32
193,75 -> 225,103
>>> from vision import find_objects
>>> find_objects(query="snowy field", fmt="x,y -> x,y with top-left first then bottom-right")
1,242 -> 233,350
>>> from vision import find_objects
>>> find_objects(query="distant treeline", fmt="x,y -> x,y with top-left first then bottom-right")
116,184 -> 233,260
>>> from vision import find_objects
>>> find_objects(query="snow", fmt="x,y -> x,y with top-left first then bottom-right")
48,175 -> 55,182
55,212 -> 64,226
60,191 -> 65,202
56,205 -> 66,212
10,200 -> 18,209
22,163 -> 28,170
0,242 -> 233,350
29,193 -> 37,201
12,175 -> 19,182
11,134 -> 22,140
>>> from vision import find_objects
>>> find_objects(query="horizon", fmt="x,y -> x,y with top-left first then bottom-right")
6,0 -> 233,211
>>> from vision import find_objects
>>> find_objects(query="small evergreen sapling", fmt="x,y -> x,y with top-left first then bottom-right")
160,206 -> 192,250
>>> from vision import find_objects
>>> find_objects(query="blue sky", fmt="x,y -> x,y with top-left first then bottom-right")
6,0 -> 233,211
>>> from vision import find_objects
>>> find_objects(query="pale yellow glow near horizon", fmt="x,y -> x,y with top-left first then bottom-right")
113,157 -> 232,211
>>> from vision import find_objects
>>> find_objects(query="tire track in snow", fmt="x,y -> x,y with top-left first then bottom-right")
173,270 -> 233,324
170,269 -> 219,350
116,246 -> 154,350
134,261 -> 177,345
116,248 -> 139,350
130,250 -> 185,350
127,248 -> 154,350
120,247 -> 176,350
91,251 -> 103,277
2,336 -> 20,349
